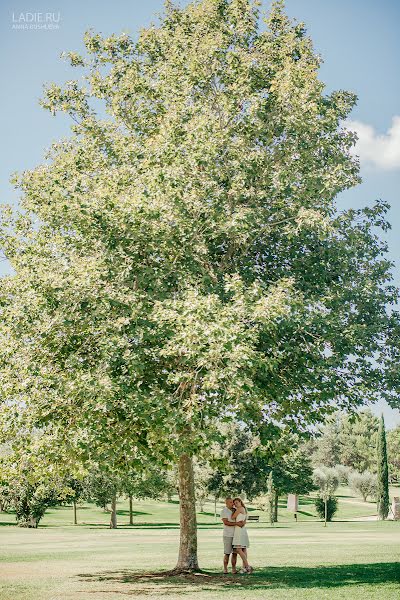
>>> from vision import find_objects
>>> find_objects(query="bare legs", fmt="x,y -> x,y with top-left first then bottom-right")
223,553 -> 229,573
231,552 -> 237,573
234,547 -> 250,570
223,552 -> 238,573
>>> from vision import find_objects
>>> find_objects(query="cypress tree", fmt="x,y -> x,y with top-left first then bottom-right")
377,414 -> 389,520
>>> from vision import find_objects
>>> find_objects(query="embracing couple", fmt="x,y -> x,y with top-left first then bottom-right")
220,496 -> 253,574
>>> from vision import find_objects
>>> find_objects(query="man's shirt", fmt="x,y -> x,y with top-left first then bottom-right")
220,506 -> 235,537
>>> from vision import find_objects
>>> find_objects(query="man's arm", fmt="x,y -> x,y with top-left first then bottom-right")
222,518 -> 245,527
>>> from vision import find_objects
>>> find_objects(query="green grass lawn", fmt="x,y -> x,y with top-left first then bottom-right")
1,488 -> 399,600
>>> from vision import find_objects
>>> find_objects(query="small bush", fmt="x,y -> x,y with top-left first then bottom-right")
314,495 -> 338,521
11,481 -> 59,528
335,464 -> 354,485
349,471 -> 377,502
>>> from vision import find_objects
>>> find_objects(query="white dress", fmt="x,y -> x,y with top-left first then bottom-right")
232,512 -> 250,548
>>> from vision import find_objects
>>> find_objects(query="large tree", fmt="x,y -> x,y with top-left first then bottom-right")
1,0 -> 400,571
308,410 -> 380,472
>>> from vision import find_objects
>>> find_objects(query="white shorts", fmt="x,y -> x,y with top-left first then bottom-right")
223,536 -> 237,554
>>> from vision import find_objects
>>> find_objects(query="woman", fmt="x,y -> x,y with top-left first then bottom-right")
231,497 -> 253,574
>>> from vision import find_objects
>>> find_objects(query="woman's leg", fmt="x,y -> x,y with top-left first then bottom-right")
234,547 -> 249,569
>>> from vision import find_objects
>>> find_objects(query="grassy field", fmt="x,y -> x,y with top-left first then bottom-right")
1,488 -> 399,600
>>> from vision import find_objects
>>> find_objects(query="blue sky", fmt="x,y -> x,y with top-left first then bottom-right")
1,0 -> 399,426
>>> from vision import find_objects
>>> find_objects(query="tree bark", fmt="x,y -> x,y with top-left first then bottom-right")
129,494 -> 133,525
274,491 -> 279,523
174,453 -> 199,572
110,494 -> 117,529
73,499 -> 77,525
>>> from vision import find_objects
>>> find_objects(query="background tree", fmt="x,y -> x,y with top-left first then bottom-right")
84,467 -> 120,528
193,460 -> 213,512
387,426 -> 400,484
63,477 -> 87,525
307,410 -> 379,472
308,415 -> 343,467
314,496 -> 338,522
376,414 -> 390,520
348,471 -> 377,502
313,467 -> 339,526
271,447 -> 315,521
334,464 -> 354,486
339,411 -> 379,472
205,424 -> 272,501
122,466 -> 172,524
1,0 -> 400,571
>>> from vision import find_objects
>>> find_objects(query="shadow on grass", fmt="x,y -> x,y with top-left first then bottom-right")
82,522 -> 290,530
298,497 -> 317,505
297,510 -> 315,517
76,563 -> 400,595
81,523 -> 283,530
116,510 -> 151,517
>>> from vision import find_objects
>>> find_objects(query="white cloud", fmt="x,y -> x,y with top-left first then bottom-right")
344,115 -> 400,170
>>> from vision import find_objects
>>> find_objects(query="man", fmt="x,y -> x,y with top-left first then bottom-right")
220,496 -> 245,574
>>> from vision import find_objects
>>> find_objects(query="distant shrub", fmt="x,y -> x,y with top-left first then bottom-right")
334,464 -> 354,485
314,496 -> 338,521
349,471 -> 377,502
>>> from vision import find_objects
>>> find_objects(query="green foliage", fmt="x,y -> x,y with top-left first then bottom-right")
387,426 -> 400,483
314,496 -> 338,522
204,424 -> 271,500
122,468 -> 173,501
308,411 -> 380,472
0,483 -> 11,512
339,412 -> 380,472
193,459 -> 213,511
204,424 -> 314,503
376,415 -> 389,520
12,481 -> 59,528
1,1 -> 399,478
334,464 -> 354,485
84,469 -> 118,510
348,471 -> 377,502
272,447 -> 315,496
312,467 -> 339,499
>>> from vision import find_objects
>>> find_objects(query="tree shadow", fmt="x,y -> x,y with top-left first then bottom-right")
76,562 -> 400,595
297,510 -> 315,517
116,510 -> 151,517
298,497 -> 317,505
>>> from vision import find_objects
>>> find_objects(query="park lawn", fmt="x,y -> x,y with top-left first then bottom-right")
1,491 -> 400,600
0,519 -> 399,600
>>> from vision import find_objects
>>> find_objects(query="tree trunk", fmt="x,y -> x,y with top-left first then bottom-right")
129,494 -> 133,525
174,453 -> 199,572
73,499 -> 77,525
109,494 -> 117,529
274,491 -> 279,523
324,497 -> 327,527
214,495 -> 217,522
